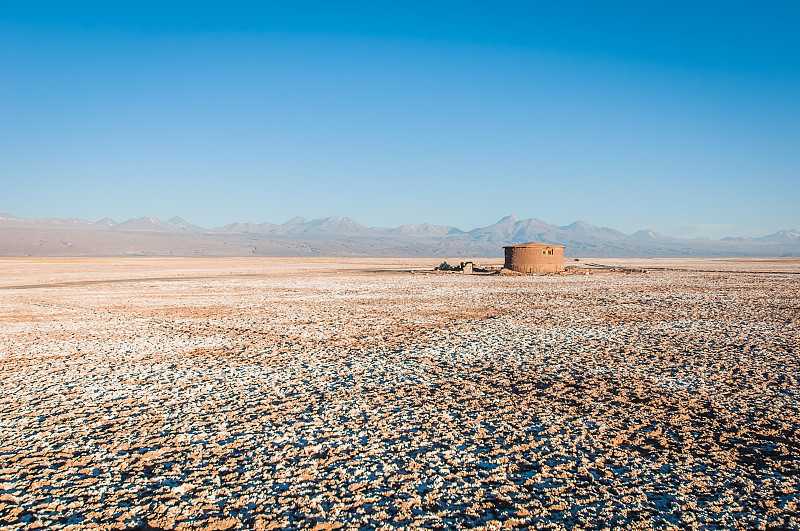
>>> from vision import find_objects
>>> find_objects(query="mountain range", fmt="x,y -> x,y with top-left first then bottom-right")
1,213 -> 798,258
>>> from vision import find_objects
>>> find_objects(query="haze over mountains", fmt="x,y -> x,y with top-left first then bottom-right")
1,213 -> 798,258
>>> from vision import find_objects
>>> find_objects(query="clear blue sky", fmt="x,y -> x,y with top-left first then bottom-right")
2,1 -> 798,238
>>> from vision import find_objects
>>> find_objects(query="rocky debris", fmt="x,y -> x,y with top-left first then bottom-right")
564,264 -> 647,275
495,268 -> 525,276
0,258 -> 798,529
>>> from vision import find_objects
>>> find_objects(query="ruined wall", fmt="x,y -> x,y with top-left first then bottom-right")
504,245 -> 564,274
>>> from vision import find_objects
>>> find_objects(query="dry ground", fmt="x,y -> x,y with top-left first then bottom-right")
1,257 -> 798,530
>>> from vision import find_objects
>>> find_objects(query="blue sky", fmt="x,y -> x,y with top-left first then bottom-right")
2,1 -> 798,238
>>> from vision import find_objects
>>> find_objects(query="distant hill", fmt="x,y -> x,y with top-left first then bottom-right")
1,213 -> 798,258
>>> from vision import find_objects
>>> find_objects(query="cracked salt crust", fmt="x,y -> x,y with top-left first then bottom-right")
0,257 -> 798,530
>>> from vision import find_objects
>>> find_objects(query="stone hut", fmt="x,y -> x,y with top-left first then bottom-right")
503,242 -> 565,274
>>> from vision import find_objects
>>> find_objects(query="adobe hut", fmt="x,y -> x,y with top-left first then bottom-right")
504,242 -> 565,274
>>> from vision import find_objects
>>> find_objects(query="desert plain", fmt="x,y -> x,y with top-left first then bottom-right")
0,257 -> 798,530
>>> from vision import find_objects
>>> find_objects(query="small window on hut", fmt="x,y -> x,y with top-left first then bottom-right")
548,248 -> 553,255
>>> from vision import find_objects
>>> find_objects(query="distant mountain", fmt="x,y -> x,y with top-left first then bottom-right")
269,216 -> 372,236
1,213 -> 798,257
113,216 -> 203,232
0,213 -> 104,230
468,215 -> 520,241
302,216 -> 370,234
632,229 -> 673,240
757,229 -> 800,243
283,216 -> 308,225
213,222 -> 279,234
388,224 -> 463,237
563,220 -> 628,239
722,230 -> 800,244
166,217 -> 204,232
509,218 -> 560,242
96,217 -> 118,227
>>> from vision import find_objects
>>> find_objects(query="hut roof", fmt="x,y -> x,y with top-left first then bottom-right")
503,241 -> 565,249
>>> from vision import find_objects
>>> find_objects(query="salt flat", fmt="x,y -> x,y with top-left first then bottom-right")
1,258 -> 798,530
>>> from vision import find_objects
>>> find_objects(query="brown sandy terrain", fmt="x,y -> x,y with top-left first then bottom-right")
1,258 -> 798,530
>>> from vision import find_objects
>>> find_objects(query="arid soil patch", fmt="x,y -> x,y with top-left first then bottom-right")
1,258 -> 798,530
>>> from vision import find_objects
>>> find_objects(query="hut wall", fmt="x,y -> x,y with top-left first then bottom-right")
504,246 -> 564,274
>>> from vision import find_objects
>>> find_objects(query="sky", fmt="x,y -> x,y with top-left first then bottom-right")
2,1 -> 799,238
